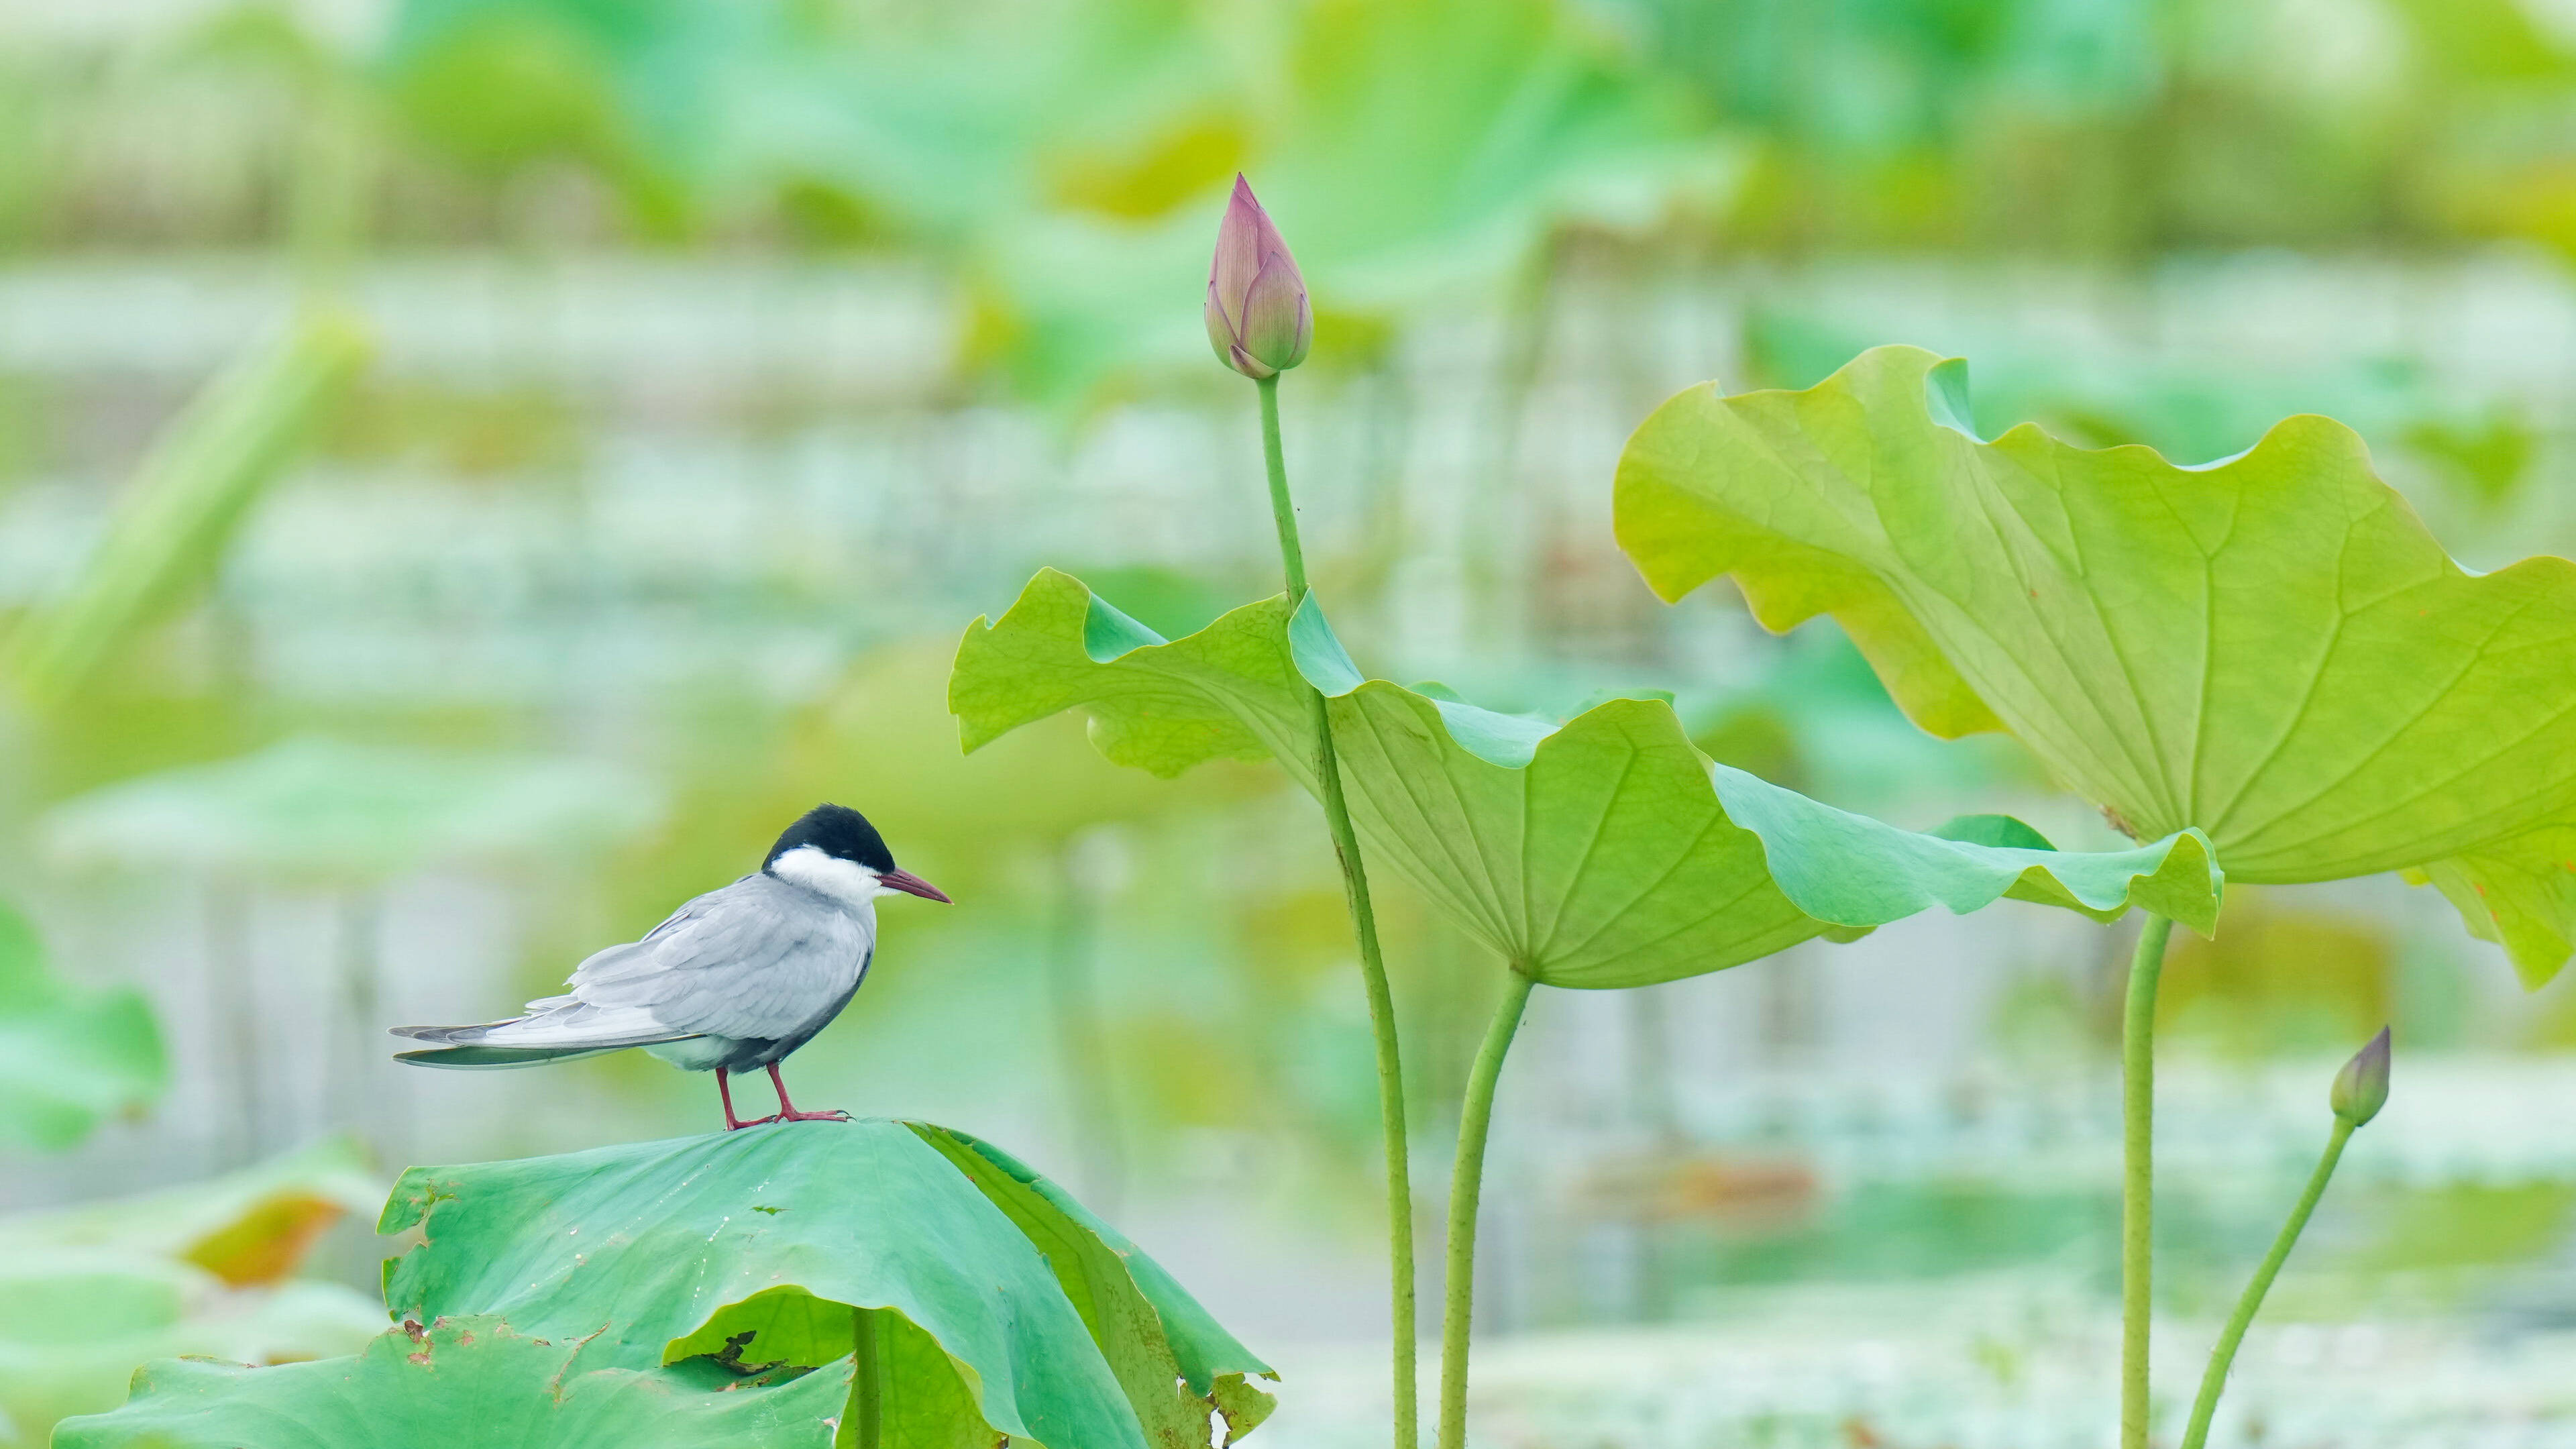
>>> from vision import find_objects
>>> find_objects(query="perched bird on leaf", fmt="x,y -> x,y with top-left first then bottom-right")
393,804 -> 949,1128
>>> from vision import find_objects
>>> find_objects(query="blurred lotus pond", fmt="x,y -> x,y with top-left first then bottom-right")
10,0 -> 2576,1444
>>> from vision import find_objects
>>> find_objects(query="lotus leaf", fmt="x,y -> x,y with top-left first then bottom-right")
0,904 -> 166,1151
949,569 -> 2222,987
53,1317 -> 849,1449
1613,343 -> 2576,983
0,1140 -> 385,1446
381,1120 -> 1269,1449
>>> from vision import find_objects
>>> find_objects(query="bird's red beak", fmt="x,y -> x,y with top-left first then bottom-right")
879,869 -> 951,904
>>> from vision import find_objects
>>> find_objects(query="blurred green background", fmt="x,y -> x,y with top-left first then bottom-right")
5,0 -> 2576,1444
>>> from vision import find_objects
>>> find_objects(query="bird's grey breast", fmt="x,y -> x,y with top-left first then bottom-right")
568,872 -> 875,1042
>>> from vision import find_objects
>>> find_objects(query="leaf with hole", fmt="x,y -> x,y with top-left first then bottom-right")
378,1120 -> 1270,1449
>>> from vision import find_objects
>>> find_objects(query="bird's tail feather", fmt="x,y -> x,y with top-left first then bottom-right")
395,1043 -> 631,1070
390,1003 -> 699,1070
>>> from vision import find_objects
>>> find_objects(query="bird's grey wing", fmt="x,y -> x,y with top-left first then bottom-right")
568,875 -> 873,1041
545,877 -> 746,998
546,876 -> 757,1008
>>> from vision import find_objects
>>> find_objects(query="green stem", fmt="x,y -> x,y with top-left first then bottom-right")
1256,378 -> 1309,592
1256,374 -> 1419,1449
2123,912 -> 2176,1449
288,68 -> 367,304
841,1307 -> 881,1449
2179,1120 -> 2354,1449
1439,967 -> 1535,1449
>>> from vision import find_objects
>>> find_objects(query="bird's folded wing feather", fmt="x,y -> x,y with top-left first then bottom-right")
564,874 -> 873,1041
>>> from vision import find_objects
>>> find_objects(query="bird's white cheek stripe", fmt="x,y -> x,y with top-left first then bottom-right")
769,845 -> 883,908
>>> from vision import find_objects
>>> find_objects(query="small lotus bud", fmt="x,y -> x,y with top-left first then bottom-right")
2330,1027 -> 2391,1127
1205,174 -> 1311,380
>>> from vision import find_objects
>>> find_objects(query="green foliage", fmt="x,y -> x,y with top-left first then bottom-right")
0,903 -> 166,1150
54,1317 -> 852,1449
1614,0 -> 2159,154
979,0 -> 1737,403
1684,623 -> 2032,808
380,0 -> 1238,241
1687,1181 -> 2114,1287
2155,897 -> 2392,1059
2400,409 -> 2538,510
377,0 -> 735,232
2359,1181 -> 2576,1276
914,1125 -> 1279,1443
380,1120 -> 1271,1449
1245,0 -> 1734,309
950,569 -> 2220,987
378,0 -> 1733,404
1739,311 -> 2454,472
0,1138 -> 378,1283
0,1140 -> 384,1447
2,309 -> 370,709
2413,826 -> 2576,983
42,737 -> 659,885
1615,343 -> 2576,984
0,1269 -> 381,1449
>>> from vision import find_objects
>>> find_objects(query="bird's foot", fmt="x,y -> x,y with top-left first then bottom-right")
724,1112 -> 782,1130
759,1064 -> 847,1124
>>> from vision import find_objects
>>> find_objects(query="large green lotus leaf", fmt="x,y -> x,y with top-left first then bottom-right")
0,904 -> 166,1151
908,1124 -> 1275,1446
647,1124 -> 1276,1449
2412,825 -> 2576,977
381,1121 -> 1254,1449
51,1316 -> 849,1449
949,570 -> 2220,987
1613,343 -> 2576,983
667,1296 -> 996,1449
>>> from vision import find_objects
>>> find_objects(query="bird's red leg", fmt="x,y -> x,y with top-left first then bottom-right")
718,1068 -> 777,1130
766,1062 -> 850,1123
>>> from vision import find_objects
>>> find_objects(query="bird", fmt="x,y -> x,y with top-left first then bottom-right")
391,803 -> 949,1129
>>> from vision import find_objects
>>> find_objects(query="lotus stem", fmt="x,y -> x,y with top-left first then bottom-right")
1255,373 -> 1420,1449
289,64 -> 368,301
2122,912 -> 2176,1449
843,1306 -> 881,1449
1439,966 -> 1535,1449
1257,377 -> 1311,598
2180,1119 -> 2354,1449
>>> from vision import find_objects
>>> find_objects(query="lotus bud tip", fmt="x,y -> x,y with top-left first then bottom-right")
1206,174 -> 1311,382
2330,1026 -> 2391,1127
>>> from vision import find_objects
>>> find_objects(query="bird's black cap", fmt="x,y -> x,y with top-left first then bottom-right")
764,804 -> 896,873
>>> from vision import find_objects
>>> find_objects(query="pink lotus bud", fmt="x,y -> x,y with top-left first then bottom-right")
1205,174 -> 1311,380
2330,1026 -> 2390,1127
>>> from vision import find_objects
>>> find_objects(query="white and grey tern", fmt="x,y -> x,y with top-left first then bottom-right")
392,803 -> 949,1128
